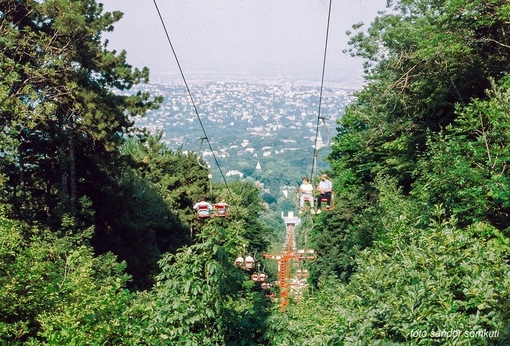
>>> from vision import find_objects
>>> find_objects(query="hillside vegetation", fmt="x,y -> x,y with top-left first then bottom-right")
1,0 -> 509,345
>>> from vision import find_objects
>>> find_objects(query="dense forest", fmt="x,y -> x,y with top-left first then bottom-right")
1,0 -> 509,345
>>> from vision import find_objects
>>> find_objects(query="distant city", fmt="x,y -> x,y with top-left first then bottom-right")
131,77 -> 361,189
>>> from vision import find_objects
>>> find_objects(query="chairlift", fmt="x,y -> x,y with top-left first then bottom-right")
311,118 -> 335,213
244,255 -> 255,270
234,250 -> 255,270
296,249 -> 317,261
196,204 -> 212,219
261,282 -> 272,290
234,256 -> 244,267
290,277 -> 308,303
234,254 -> 255,270
295,269 -> 309,279
295,188 -> 315,215
316,191 -> 335,212
251,272 -> 267,283
213,200 -> 229,218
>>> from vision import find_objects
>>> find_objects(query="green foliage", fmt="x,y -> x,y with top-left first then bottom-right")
123,228 -> 270,345
311,205 -> 373,282
279,182 -> 510,345
122,132 -> 210,226
336,0 -> 510,196
0,0 -> 161,226
2,0 -> 510,344
333,209 -> 510,345
413,77 -> 510,230
90,165 -> 190,290
264,280 -> 347,345
323,0 -> 510,290
0,208 -> 131,345
89,132 -> 208,289
212,180 -> 276,256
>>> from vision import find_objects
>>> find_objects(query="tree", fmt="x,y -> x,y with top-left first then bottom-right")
89,133 -> 209,289
90,166 -> 189,290
332,207 -> 510,344
0,207 -> 131,344
412,77 -> 510,231
321,0 -> 510,283
337,0 -> 510,194
122,132 -> 210,227
213,180 -> 275,255
0,0 -> 161,227
123,228 -> 271,345
271,181 -> 510,345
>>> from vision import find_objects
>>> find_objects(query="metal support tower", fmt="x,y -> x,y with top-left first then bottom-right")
264,211 -> 316,312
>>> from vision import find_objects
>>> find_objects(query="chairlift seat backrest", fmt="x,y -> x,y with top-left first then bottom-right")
214,204 -> 227,217
197,204 -> 211,218
234,257 -> 244,266
245,256 -> 255,269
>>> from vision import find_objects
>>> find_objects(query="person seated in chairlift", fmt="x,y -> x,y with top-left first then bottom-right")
214,197 -> 229,217
193,196 -> 213,218
316,174 -> 332,212
299,177 -> 314,212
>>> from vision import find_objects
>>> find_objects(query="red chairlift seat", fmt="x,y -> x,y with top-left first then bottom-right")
317,192 -> 335,211
197,205 -> 212,219
235,256 -> 256,271
213,203 -> 228,217
296,189 -> 314,209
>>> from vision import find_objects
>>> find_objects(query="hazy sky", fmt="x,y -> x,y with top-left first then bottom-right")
100,0 -> 387,82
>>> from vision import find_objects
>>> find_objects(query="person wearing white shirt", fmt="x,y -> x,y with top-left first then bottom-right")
317,174 -> 332,211
299,177 -> 314,210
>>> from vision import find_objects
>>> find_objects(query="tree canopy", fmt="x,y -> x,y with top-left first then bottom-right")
0,0 -> 161,226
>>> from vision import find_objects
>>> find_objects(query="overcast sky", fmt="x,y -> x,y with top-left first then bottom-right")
100,0 -> 387,83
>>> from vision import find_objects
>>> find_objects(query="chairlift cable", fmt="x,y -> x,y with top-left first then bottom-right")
152,0 -> 237,210
310,0 -> 333,185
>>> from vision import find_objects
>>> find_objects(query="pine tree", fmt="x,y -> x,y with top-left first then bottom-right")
0,0 -> 161,226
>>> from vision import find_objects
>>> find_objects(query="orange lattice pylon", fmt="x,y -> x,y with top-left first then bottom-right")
263,211 -> 316,312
